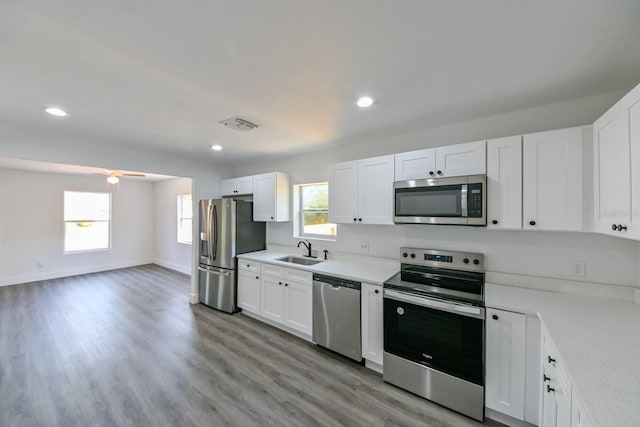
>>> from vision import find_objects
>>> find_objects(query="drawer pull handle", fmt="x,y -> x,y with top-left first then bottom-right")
547,385 -> 555,393
548,356 -> 556,365
543,375 -> 550,382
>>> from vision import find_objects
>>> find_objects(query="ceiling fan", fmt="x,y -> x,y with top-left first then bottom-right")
101,169 -> 146,186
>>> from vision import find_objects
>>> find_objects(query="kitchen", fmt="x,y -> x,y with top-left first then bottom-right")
1,1 -> 640,427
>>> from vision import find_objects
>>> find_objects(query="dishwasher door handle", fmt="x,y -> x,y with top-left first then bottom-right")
329,285 -> 341,290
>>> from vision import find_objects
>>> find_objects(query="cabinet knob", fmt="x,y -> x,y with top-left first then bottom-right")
353,218 -> 357,222
437,170 -> 443,175
548,356 -> 556,365
492,220 -> 498,225
270,216 -> 274,220
246,264 -> 250,267
529,220 -> 536,226
374,289 -> 379,294
492,314 -> 499,320
255,276 -> 259,280
547,385 -> 555,393
429,171 -> 435,176
616,224 -> 628,231
285,283 -> 288,287
278,282 -> 282,285
358,218 -> 362,222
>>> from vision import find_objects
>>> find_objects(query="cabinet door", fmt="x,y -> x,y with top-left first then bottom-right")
625,85 -> 640,240
361,283 -> 383,365
394,149 -> 436,181
253,172 -> 276,222
486,308 -> 526,420
487,136 -> 523,230
238,269 -> 261,315
593,105 -> 630,235
261,275 -> 285,324
358,155 -> 395,224
283,279 -> 313,336
329,161 -> 359,224
523,127 -> 583,231
221,176 -> 253,196
435,140 -> 486,177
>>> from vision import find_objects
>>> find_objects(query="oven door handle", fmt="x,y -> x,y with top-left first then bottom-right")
384,289 -> 485,319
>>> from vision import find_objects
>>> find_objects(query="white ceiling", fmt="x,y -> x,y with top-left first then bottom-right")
1,0 -> 639,165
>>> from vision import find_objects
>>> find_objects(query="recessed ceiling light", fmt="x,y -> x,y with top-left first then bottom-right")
45,107 -> 69,117
210,144 -> 223,151
356,96 -> 374,108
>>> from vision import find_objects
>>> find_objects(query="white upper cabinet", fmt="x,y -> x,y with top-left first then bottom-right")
328,161 -> 359,224
394,141 -> 486,181
253,172 -> 290,222
487,136 -> 523,229
329,155 -> 394,225
435,140 -> 486,177
394,148 -> 436,180
628,86 -> 640,240
594,83 -> 640,240
593,103 -> 629,236
523,127 -> 584,231
221,175 -> 253,196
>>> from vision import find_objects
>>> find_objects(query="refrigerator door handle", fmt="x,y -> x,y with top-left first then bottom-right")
197,266 -> 231,276
212,204 -> 218,260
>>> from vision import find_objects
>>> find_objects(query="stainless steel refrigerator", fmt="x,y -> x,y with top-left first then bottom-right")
198,198 -> 266,313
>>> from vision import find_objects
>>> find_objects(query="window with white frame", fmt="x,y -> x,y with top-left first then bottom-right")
295,183 -> 337,239
177,194 -> 193,244
64,191 -> 111,252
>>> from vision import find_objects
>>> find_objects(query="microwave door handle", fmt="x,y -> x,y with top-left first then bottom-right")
460,184 -> 468,217
384,289 -> 485,319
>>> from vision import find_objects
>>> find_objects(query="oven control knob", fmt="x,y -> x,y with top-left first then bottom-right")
396,307 -> 405,315
463,258 -> 469,264
402,252 -> 408,258
410,253 -> 416,259
473,259 -> 480,265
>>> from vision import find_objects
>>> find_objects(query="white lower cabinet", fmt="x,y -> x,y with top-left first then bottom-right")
283,279 -> 313,335
261,275 -> 285,323
257,262 -> 313,338
486,308 -> 527,419
237,269 -> 261,315
361,283 -> 383,366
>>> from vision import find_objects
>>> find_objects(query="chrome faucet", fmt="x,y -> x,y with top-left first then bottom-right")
298,240 -> 315,258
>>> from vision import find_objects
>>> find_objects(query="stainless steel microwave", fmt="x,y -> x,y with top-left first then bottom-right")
393,175 -> 486,226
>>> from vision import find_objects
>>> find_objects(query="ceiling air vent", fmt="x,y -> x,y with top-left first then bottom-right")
219,116 -> 259,132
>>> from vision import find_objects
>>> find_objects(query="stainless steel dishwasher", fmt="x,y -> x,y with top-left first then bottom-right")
312,274 -> 362,362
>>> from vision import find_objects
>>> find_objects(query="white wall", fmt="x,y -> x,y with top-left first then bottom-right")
231,90 -> 640,288
0,137 -> 229,302
154,177 -> 193,275
0,169 -> 154,286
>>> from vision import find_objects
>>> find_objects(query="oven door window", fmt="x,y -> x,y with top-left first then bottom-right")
395,185 -> 462,217
384,297 -> 483,385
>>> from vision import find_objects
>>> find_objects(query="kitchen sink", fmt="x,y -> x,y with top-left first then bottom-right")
276,256 -> 323,266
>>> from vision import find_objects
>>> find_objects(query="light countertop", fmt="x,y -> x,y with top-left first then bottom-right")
237,250 -> 399,285
486,283 -> 640,427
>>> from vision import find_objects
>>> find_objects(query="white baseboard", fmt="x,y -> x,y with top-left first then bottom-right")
153,258 -> 192,276
0,259 -> 154,287
241,310 -> 313,343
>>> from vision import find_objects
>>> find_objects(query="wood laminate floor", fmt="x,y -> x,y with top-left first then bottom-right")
0,265 -> 503,427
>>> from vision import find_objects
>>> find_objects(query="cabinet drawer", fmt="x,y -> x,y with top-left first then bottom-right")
238,260 -> 260,273
261,263 -> 286,278
286,268 -> 312,286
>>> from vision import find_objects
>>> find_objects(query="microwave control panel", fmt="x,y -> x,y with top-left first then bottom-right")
468,183 -> 483,218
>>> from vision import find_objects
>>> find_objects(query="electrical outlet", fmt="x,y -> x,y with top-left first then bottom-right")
571,261 -> 585,277
360,241 -> 369,253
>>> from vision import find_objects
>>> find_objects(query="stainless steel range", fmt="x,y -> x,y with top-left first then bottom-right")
383,247 -> 485,421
